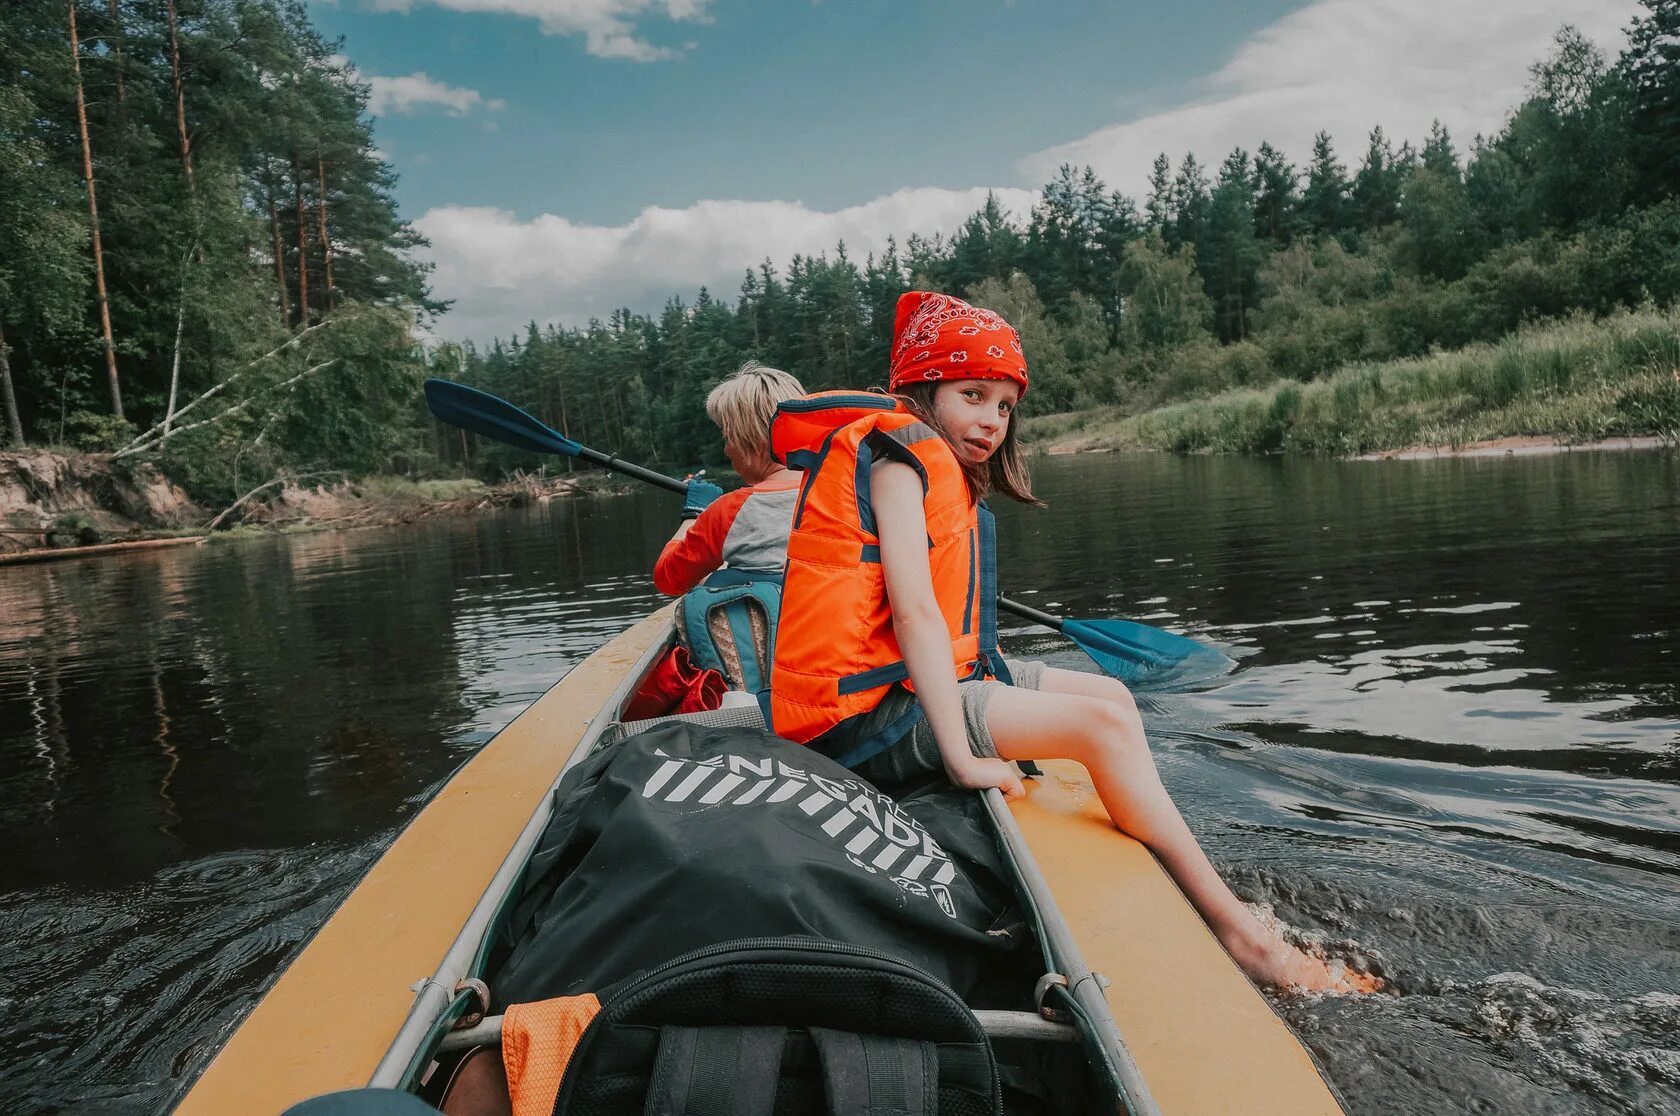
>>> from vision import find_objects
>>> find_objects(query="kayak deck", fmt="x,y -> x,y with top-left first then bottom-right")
175,607 -> 1341,1114
175,609 -> 670,1116
1010,761 -> 1341,1115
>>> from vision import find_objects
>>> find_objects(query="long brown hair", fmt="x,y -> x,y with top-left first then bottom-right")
894,382 -> 1042,506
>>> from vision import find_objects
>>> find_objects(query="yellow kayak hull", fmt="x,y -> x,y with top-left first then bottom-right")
176,607 -> 1340,1114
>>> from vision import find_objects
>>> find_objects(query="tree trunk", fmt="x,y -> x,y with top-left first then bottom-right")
556,378 -> 573,471
269,191 -> 290,326
315,146 -> 335,310
163,297 -> 184,443
592,380 -> 612,452
0,324 -> 26,446
70,0 -> 123,419
165,0 -> 192,188
292,156 -> 310,324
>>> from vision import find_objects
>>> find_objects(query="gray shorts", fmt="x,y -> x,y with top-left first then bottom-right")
847,658 -> 1045,786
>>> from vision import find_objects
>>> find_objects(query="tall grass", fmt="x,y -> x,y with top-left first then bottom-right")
1039,307 -> 1680,455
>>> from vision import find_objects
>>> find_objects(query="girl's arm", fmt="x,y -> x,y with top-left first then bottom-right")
873,460 -> 1024,798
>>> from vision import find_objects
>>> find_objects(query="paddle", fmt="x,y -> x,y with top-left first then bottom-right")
424,377 -> 1229,683
997,595 -> 1231,688
424,378 -> 686,494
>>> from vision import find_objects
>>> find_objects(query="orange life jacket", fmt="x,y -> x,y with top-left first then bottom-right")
767,391 -> 1010,757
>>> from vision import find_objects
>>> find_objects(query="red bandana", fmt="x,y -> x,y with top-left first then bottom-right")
887,291 -> 1029,397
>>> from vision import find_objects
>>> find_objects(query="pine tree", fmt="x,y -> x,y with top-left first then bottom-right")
1300,131 -> 1349,236
1144,153 -> 1173,232
1621,0 -> 1680,200
1351,127 -> 1404,230
1421,120 -> 1461,178
1201,150 -> 1264,342
1167,154 -> 1211,251
69,0 -> 124,418
1251,142 -> 1301,244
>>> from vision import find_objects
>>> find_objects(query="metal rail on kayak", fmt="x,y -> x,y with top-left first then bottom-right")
366,630 -> 671,1089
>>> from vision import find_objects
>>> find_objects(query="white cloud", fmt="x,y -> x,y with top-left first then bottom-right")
418,187 -> 1037,342
365,71 -> 505,116
417,0 -> 1645,344
1021,0 -> 1640,196
364,0 -> 711,61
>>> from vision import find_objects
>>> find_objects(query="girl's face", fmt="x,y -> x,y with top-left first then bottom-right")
931,379 -> 1020,463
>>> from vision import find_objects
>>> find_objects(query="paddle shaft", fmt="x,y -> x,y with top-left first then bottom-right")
571,444 -> 687,494
424,378 -> 1209,677
998,595 -> 1065,632
539,444 -> 1100,650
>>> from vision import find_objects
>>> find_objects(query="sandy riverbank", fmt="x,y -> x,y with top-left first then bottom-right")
1353,434 -> 1669,460
0,450 -> 621,561
1041,432 -> 1672,460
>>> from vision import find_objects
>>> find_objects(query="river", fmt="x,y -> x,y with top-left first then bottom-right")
1,450 -> 1677,1114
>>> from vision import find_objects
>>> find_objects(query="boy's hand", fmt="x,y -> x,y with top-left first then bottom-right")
681,477 -> 723,520
946,756 -> 1026,800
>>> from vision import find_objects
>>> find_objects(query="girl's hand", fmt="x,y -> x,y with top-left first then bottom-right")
946,756 -> 1026,800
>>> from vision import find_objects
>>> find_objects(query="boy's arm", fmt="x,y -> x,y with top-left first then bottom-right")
873,461 -> 1023,797
653,488 -> 747,595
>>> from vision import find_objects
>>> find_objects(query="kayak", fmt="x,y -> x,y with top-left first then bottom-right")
174,607 -> 1344,1115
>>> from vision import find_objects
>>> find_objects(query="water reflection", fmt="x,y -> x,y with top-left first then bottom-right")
1,450 -> 1677,1114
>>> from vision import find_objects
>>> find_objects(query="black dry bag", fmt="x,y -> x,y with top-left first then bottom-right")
552,936 -> 1002,1116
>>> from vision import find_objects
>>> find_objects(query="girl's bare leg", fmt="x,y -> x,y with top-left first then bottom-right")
986,670 -> 1371,992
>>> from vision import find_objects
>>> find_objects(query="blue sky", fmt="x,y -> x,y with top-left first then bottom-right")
306,0 -> 1638,343
311,0 -> 1303,226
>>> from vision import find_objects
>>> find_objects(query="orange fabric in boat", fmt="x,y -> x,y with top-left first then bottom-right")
502,993 -> 601,1116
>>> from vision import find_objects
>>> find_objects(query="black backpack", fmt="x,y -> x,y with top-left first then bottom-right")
552,936 -> 1003,1116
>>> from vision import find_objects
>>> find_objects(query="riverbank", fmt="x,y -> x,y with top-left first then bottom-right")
1030,307 -> 1680,458
0,450 -> 622,558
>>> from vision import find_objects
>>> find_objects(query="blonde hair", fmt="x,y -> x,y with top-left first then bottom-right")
705,360 -> 806,453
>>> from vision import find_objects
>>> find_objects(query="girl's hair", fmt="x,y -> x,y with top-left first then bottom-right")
894,382 -> 1041,506
705,360 -> 806,453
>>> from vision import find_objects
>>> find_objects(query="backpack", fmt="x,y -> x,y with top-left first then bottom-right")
552,936 -> 1002,1116
676,577 -> 782,696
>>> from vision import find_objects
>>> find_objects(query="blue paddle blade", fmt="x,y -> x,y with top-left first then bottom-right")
1060,617 -> 1234,689
424,378 -> 584,458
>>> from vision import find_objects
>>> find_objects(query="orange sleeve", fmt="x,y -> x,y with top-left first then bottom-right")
652,487 -> 747,596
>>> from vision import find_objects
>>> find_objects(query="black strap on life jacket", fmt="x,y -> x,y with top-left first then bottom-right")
977,504 -> 1013,686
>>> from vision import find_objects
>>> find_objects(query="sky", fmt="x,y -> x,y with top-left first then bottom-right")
305,0 -> 1642,345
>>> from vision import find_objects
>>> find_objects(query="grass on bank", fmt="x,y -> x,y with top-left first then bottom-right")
1030,306 -> 1680,456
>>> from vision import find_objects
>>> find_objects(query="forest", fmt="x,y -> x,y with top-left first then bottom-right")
1,2 -> 1677,495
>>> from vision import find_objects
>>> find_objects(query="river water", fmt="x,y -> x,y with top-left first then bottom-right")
1,451 -> 1676,1114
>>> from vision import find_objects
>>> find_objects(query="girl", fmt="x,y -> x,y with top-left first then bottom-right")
770,292 -> 1370,993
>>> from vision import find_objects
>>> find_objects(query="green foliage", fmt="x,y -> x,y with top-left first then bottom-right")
9,1 -> 1678,477
1099,307 -> 1680,455
61,410 -> 138,452
0,0 -> 433,487
1117,235 -> 1212,355
1618,1 -> 1680,201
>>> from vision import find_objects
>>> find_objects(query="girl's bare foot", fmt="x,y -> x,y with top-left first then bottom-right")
1226,927 -> 1384,994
